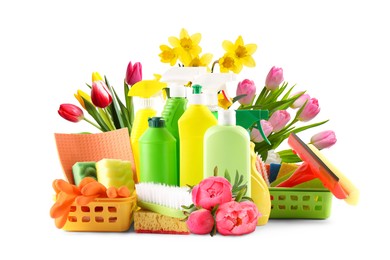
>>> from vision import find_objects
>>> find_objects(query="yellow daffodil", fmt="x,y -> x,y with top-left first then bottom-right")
74,89 -> 92,109
168,28 -> 202,66
187,53 -> 213,68
159,45 -> 179,66
221,36 -> 257,72
218,53 -> 242,73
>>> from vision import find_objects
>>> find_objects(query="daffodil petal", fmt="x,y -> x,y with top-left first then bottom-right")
235,36 -> 244,47
180,28 -> 189,39
168,36 -> 180,47
241,56 -> 256,67
245,44 -> 257,55
190,45 -> 202,57
191,33 -> 201,45
200,53 -> 213,65
222,40 -> 234,52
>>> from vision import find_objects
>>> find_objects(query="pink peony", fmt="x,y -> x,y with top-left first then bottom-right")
310,130 -> 337,150
192,176 -> 232,210
216,201 -> 260,236
268,110 -> 291,132
236,79 -> 256,105
250,120 -> 273,142
186,209 -> 215,235
265,66 -> 284,91
298,98 -> 320,122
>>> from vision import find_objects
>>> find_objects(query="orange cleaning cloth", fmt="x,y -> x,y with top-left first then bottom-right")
54,128 -> 136,184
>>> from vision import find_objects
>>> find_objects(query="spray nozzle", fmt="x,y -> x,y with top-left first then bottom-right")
192,84 -> 202,94
235,110 -> 271,145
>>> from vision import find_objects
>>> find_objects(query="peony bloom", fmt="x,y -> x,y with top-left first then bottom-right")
125,61 -> 142,86
236,79 -> 256,105
291,92 -> 311,109
265,66 -> 284,90
298,98 -> 320,122
216,201 -> 260,236
186,209 -> 215,235
250,120 -> 273,142
310,130 -> 337,150
58,104 -> 84,123
268,110 -> 291,132
192,176 -> 232,210
91,80 -> 112,108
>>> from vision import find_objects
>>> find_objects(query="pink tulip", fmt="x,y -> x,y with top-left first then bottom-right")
236,79 -> 256,105
268,110 -> 291,132
298,98 -> 320,122
291,92 -> 311,109
91,80 -> 112,108
310,130 -> 337,150
58,104 -> 84,123
216,201 -> 260,236
186,209 -> 215,235
250,120 -> 273,142
192,176 -> 232,210
125,61 -> 142,86
265,66 -> 284,90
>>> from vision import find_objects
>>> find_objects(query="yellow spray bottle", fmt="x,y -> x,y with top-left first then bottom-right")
128,80 -> 167,183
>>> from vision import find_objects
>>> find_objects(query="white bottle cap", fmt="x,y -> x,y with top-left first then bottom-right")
218,109 -> 236,126
169,83 -> 186,98
188,93 -> 206,105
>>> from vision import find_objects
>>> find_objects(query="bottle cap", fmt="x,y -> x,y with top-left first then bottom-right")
188,84 -> 206,105
148,117 -> 165,128
218,109 -> 236,126
169,83 -> 186,98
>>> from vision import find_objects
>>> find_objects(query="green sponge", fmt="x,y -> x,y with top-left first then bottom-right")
72,162 -> 97,186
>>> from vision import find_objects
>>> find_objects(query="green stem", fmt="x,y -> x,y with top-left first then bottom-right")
210,60 -> 219,73
83,117 -> 103,131
99,108 -> 115,130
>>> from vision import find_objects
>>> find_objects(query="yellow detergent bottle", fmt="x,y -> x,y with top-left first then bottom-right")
178,84 -> 217,187
128,80 -> 167,183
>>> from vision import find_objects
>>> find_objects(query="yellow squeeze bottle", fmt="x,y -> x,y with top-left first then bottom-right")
178,84 -> 217,187
128,80 -> 167,182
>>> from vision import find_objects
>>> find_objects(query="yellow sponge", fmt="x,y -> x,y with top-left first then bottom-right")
133,209 -> 189,234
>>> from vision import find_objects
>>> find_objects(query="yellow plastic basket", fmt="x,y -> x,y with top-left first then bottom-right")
62,193 -> 137,232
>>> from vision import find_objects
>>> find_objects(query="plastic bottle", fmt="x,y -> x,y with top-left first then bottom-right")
139,117 -> 177,185
128,80 -> 167,182
178,84 -> 218,187
193,73 -> 236,118
203,109 -> 251,196
160,67 -> 207,178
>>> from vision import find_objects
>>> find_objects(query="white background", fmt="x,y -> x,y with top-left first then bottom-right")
1,0 -> 388,259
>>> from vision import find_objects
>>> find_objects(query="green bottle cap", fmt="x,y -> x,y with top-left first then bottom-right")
148,117 -> 165,128
192,84 -> 202,94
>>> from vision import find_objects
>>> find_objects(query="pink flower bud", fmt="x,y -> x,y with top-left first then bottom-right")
250,120 -> 273,142
265,66 -> 284,90
186,209 -> 215,235
91,80 -> 112,108
236,79 -> 256,105
298,98 -> 320,122
216,201 -> 260,236
291,92 -> 311,109
310,130 -> 337,150
268,110 -> 291,132
125,61 -> 143,86
58,104 -> 84,123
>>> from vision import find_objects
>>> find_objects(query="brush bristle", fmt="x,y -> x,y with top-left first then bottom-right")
135,183 -> 193,210
256,152 -> 270,186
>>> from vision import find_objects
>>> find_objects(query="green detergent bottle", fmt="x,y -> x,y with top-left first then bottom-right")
139,117 -> 178,186
204,109 -> 251,195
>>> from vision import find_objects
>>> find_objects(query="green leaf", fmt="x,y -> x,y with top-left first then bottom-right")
124,81 -> 134,128
223,168 -> 231,183
292,120 -> 329,134
232,94 -> 247,103
234,186 -> 247,202
254,87 -> 268,106
281,84 -> 297,101
105,76 -> 124,129
82,98 -> 111,132
214,166 -> 218,177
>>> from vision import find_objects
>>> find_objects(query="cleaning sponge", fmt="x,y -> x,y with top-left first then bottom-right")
72,162 -> 97,186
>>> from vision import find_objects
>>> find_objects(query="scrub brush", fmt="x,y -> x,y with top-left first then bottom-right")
135,182 -> 192,218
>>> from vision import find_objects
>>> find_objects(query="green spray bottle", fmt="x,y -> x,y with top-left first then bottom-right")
235,110 -> 271,145
160,67 -> 207,179
139,117 -> 177,185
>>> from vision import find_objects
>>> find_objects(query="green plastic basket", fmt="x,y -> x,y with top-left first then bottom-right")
269,187 -> 332,219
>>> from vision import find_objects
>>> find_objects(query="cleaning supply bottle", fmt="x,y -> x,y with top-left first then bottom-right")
139,117 -> 177,186
235,110 -> 271,145
128,80 -> 167,183
193,73 -> 236,118
160,67 -> 207,177
203,108 -> 251,196
178,84 -> 218,187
